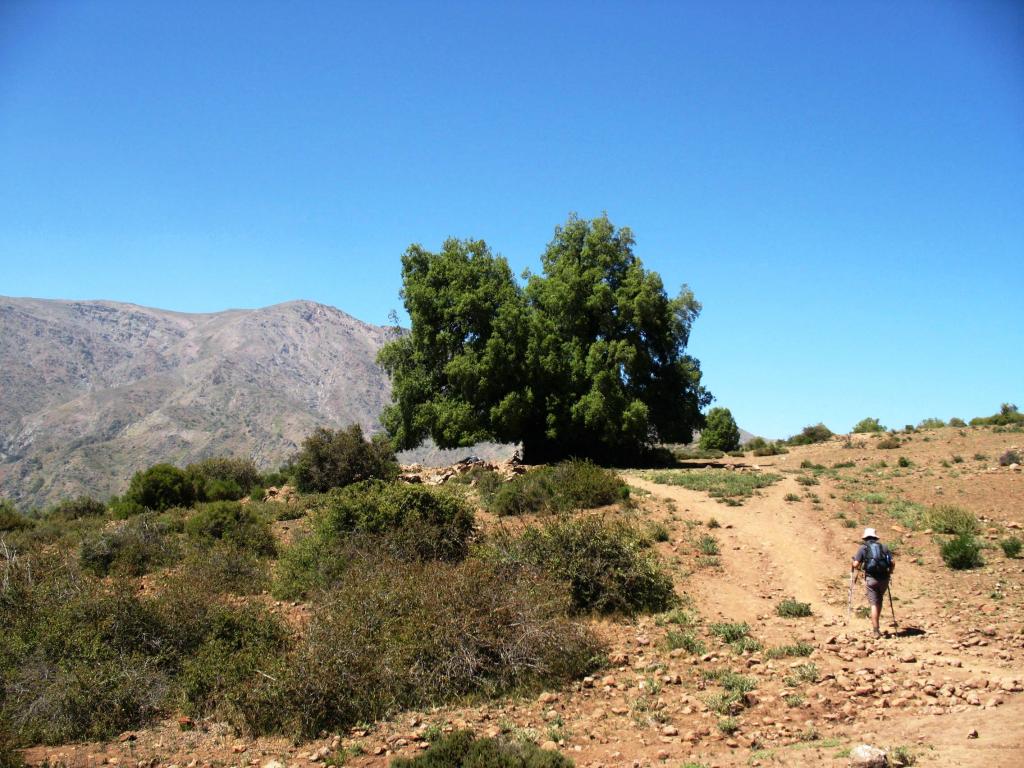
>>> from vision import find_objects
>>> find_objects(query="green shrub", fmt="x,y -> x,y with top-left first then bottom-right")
484,516 -> 676,615
696,534 -> 719,555
282,557 -> 601,738
948,417 -> 966,428
764,642 -> 813,659
293,425 -> 398,492
924,505 -> 978,535
917,418 -> 945,430
47,496 -> 107,520
709,622 -> 750,643
776,598 -> 812,618
79,515 -> 180,576
484,461 -> 627,516
999,537 -> 1022,558
853,417 -> 886,434
699,408 -> 740,452
796,475 -> 818,486
274,482 -> 475,599
666,630 -> 706,655
940,534 -> 984,570
124,463 -> 195,511
784,493 -> 800,502
391,731 -> 574,768
788,423 -> 833,445
185,502 -> 276,556
877,436 -> 901,449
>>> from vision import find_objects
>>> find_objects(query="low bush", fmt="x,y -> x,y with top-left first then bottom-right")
273,481 -> 475,599
696,534 -> 719,555
917,418 -> 945,430
969,403 -> 1024,427
391,731 -> 574,768
776,598 -> 812,618
644,469 -> 779,504
877,436 -> 901,449
999,449 -> 1022,467
940,534 -> 984,570
282,556 -> 602,738
746,437 -> 788,456
183,542 -> 270,595
484,516 -> 676,615
47,496 -> 107,520
709,622 -> 750,644
186,457 -> 262,502
764,641 -> 813,659
948,417 -> 966,428
185,502 -> 276,556
853,417 -> 886,434
999,537 -> 1022,558
924,505 -> 978,535
484,461 -> 627,516
293,424 -> 398,493
784,493 -> 800,502
666,630 -> 706,655
0,502 -> 32,533
79,515 -> 180,576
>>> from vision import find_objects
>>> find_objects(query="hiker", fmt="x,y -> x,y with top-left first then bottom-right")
851,527 -> 895,638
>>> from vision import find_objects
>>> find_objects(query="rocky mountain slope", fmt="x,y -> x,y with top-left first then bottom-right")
0,297 -> 396,507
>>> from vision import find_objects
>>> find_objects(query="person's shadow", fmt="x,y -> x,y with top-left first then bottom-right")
892,626 -> 925,638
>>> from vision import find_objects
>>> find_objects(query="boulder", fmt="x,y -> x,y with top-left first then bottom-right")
849,744 -> 888,767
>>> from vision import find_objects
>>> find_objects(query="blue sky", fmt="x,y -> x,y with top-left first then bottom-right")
1,1 -> 1021,438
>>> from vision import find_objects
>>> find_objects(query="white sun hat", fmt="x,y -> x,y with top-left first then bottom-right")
862,527 -> 878,540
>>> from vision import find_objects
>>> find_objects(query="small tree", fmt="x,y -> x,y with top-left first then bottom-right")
852,417 -> 886,434
699,407 -> 740,452
124,463 -> 195,511
293,425 -> 398,493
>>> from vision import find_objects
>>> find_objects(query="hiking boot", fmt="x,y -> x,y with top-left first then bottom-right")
872,629 -> 882,639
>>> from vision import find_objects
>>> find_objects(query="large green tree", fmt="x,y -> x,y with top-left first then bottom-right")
378,214 -> 711,463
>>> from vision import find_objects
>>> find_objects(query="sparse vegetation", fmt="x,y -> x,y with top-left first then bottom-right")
666,630 -> 706,655
746,437 -> 788,456
764,642 -> 813,659
776,598 -> 812,618
924,504 -> 978,535
709,622 -> 751,644
644,469 -> 779,504
391,731 -> 574,768
970,403 -> 1024,427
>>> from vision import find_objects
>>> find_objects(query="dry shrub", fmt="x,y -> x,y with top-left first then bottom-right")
282,554 -> 602,737
392,730 -> 574,768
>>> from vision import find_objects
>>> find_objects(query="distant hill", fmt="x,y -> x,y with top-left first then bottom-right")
0,297 -> 402,508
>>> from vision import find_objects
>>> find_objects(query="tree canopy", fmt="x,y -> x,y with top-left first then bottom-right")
378,213 -> 711,463
699,407 -> 740,452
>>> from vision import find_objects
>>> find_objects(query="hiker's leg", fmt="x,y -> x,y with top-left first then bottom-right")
870,603 -> 881,634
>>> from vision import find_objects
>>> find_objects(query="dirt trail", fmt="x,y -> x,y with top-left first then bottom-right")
628,472 -> 847,623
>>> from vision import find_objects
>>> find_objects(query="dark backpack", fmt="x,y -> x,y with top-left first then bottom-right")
864,541 -> 893,579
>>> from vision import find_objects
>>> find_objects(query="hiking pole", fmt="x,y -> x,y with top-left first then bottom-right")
847,571 -> 856,623
887,583 -> 897,628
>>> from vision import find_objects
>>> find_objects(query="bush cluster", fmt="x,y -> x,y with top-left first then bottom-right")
699,408 -> 740,452
293,424 -> 398,493
970,403 -> 1024,427
482,461 -> 627,516
787,424 -> 833,445
0,502 -> 32,533
79,515 -> 180,576
852,417 -> 886,434
184,501 -> 276,556
483,516 -> 676,615
186,457 -> 263,502
274,481 -> 476,599
923,505 -> 978,536
746,437 -> 788,456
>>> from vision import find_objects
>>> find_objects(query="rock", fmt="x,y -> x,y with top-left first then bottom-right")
967,729 -> 979,739
540,741 -> 559,752
263,762 -> 285,768
539,691 -> 559,704
656,749 -> 670,760
898,652 -> 916,663
661,725 -> 678,736
849,744 -> 888,767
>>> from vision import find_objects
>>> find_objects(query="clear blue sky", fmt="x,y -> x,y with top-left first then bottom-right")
1,1 -> 1021,438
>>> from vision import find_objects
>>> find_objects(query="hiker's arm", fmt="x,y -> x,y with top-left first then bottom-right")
850,557 -> 860,575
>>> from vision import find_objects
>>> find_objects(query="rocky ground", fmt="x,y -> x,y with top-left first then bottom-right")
24,427 -> 1024,768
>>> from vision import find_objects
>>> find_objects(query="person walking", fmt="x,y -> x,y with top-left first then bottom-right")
851,527 -> 895,638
